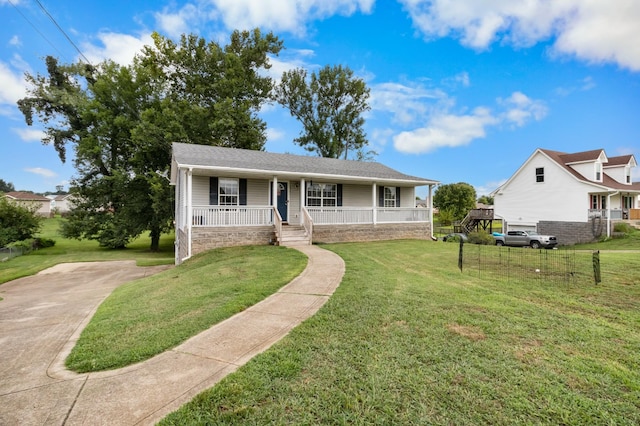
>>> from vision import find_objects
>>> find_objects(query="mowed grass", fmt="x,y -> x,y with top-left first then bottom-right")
66,245 -> 307,372
161,240 -> 640,425
0,218 -> 175,284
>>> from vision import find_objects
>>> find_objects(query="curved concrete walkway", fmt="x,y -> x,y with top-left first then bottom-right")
0,245 -> 345,425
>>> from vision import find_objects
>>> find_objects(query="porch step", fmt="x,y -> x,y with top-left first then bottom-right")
278,225 -> 311,247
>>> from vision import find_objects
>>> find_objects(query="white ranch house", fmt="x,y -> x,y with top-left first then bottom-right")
171,143 -> 438,264
493,148 -> 640,245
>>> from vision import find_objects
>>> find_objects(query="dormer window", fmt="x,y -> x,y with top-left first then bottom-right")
595,162 -> 602,181
535,167 -> 544,183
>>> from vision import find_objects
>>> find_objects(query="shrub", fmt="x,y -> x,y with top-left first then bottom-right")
613,222 -> 633,234
33,238 -> 56,249
437,208 -> 455,226
0,197 -> 42,247
468,231 -> 495,245
445,235 -> 463,243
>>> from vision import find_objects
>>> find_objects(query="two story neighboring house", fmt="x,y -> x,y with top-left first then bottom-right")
492,148 -> 640,245
171,142 -> 439,264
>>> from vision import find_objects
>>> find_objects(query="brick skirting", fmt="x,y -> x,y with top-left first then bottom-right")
191,226 -> 275,257
312,222 -> 432,244
538,219 -> 605,246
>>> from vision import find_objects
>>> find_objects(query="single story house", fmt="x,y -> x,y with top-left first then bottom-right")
46,193 -> 74,215
4,191 -> 51,217
492,148 -> 640,244
170,142 -> 439,264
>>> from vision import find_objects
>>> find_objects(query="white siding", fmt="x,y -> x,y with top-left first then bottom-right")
399,187 -> 415,207
604,165 -> 628,184
494,152 -> 592,226
247,179 -> 269,205
343,184 -> 372,207
570,162 -> 597,181
288,181 -> 301,225
192,175 -> 210,205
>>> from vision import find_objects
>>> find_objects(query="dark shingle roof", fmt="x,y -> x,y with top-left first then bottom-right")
172,143 -> 437,185
540,149 -> 640,191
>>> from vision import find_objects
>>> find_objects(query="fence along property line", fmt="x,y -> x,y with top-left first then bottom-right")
0,246 -> 25,262
458,242 -> 599,285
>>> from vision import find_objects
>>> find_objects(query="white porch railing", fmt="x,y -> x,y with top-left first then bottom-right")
588,209 -> 624,220
301,207 -> 313,239
307,207 -> 429,224
192,206 -> 273,226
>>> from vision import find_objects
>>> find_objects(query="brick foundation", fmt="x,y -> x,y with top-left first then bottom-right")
312,223 -> 432,244
538,219 -> 605,246
191,226 -> 275,257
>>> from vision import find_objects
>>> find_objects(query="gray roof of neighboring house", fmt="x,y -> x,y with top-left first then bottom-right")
171,142 -> 438,185
4,191 -> 50,201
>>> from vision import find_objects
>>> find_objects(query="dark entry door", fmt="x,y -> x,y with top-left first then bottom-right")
277,182 -> 288,221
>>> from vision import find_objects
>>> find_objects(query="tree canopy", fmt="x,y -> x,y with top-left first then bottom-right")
0,179 -> 15,193
433,182 -> 477,221
0,197 -> 42,247
274,64 -> 371,159
18,29 -> 282,250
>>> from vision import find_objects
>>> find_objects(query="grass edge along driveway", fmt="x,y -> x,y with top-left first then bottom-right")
65,245 -> 307,372
161,240 -> 640,425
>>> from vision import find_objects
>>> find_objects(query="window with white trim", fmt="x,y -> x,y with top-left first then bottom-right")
623,195 -> 634,209
307,183 -> 337,207
384,186 -> 397,207
595,162 -> 602,181
535,167 -> 544,183
218,178 -> 239,206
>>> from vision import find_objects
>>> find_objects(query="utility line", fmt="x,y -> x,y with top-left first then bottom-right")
6,0 -> 69,61
33,0 -> 93,65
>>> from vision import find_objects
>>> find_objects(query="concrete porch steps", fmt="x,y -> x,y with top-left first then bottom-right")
278,225 -> 311,247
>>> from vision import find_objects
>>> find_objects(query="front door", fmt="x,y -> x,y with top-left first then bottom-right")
277,182 -> 288,222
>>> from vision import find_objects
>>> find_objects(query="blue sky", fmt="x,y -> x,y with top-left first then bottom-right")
1,0 -> 639,198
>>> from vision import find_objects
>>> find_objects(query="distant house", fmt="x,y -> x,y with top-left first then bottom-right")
46,193 -> 74,215
170,143 -> 439,264
4,192 -> 51,217
492,148 -> 640,245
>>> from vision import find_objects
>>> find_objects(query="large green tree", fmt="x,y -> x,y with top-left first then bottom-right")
433,182 -> 477,221
18,29 -> 282,250
274,64 -> 371,159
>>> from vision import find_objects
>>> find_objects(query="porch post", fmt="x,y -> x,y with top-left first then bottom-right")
428,184 -> 434,239
187,167 -> 193,259
272,177 -> 278,209
372,183 -> 377,224
300,178 -> 305,220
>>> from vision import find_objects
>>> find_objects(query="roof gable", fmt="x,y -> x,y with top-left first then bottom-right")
604,154 -> 637,168
171,142 -> 438,185
558,149 -> 606,164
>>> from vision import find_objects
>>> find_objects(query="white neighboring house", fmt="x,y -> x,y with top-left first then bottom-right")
492,148 -> 640,245
46,193 -> 74,215
4,192 -> 51,217
170,143 -> 439,265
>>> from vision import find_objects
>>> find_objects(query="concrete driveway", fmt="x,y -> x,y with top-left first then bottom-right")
0,261 -> 171,425
0,245 -> 345,425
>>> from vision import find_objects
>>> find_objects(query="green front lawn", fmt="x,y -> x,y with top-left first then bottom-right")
161,240 -> 640,425
0,218 -> 175,284
66,245 -> 307,372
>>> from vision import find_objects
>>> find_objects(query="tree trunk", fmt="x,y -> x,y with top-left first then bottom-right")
150,227 -> 161,252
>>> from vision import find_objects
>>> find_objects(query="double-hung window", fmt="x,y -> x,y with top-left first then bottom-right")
535,167 -> 544,183
384,186 -> 397,207
595,162 -> 602,181
218,178 -> 239,206
307,183 -> 337,207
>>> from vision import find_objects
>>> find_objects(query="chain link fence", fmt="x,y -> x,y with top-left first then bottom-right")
0,246 -> 25,262
458,242 -> 600,285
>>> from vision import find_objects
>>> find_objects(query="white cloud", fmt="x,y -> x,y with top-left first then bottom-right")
498,91 -> 548,127
9,35 -> 21,47
400,0 -> 640,71
81,32 -> 154,65
12,128 -> 45,142
266,127 -> 285,141
25,167 -> 57,178
370,81 -> 449,125
475,179 -> 506,197
209,0 -> 375,35
393,91 -> 547,154
0,60 -> 26,108
155,4 -> 200,39
394,107 -> 498,154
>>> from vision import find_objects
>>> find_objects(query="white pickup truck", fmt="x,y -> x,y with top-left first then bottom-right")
492,230 -> 557,249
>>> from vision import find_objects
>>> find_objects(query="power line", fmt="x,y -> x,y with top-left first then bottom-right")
6,0 -> 69,61
33,0 -> 93,65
